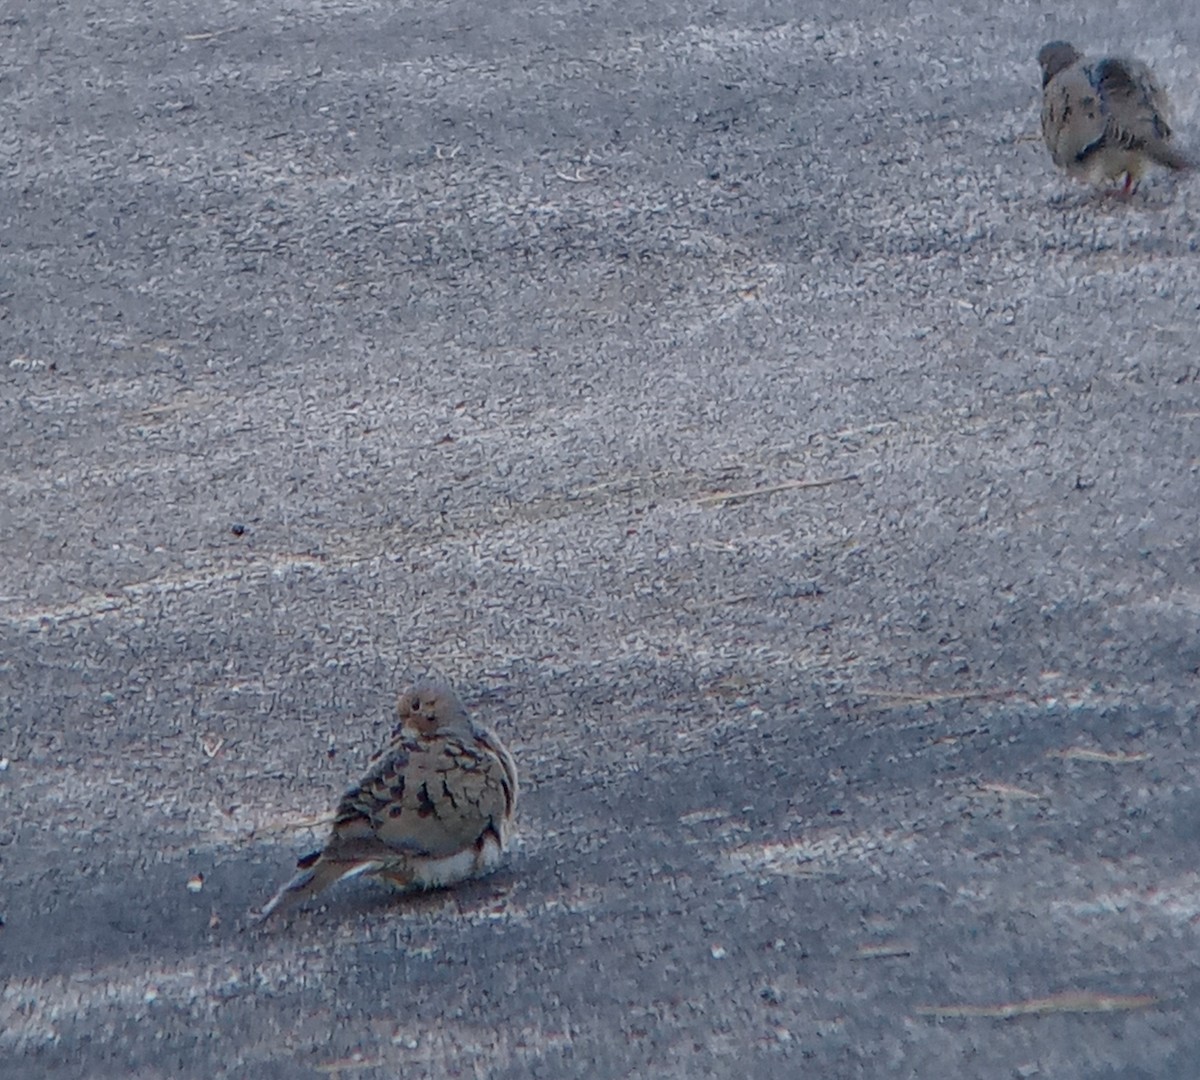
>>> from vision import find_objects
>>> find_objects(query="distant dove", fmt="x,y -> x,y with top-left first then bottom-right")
257,679 -> 518,920
1037,40 -> 1192,195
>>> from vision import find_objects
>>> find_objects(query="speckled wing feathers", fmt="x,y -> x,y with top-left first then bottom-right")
328,731 -> 514,862
1092,59 -> 1170,149
1092,58 -> 1188,170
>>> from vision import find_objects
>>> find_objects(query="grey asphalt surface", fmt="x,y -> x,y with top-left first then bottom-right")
3,1 -> 1200,1077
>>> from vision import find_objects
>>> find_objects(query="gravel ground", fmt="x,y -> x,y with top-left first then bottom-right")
3,1 -> 1200,1077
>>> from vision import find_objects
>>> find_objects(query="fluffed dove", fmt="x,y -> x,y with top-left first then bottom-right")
1037,40 -> 1192,195
257,679 -> 518,919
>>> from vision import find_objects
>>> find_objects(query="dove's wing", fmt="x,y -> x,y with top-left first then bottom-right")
1094,57 -> 1173,151
323,731 -> 514,865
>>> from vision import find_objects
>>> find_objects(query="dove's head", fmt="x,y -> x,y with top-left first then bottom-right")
397,679 -> 471,736
1038,41 -> 1082,85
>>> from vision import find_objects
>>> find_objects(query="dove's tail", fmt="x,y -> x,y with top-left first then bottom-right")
254,850 -> 383,921
1146,140 -> 1194,171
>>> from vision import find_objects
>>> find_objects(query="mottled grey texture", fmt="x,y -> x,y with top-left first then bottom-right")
3,2 -> 1200,1077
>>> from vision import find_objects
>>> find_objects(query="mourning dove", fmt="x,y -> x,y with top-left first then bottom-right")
1037,40 -> 1192,195
257,679 -> 518,919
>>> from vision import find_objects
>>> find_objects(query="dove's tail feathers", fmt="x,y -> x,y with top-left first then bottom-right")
1146,141 -> 1194,171
255,852 -> 383,921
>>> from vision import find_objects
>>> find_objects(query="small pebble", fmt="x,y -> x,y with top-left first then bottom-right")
760,985 -> 786,1006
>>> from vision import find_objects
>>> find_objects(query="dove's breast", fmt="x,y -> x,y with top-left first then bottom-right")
1042,64 -> 1109,169
406,831 -> 507,889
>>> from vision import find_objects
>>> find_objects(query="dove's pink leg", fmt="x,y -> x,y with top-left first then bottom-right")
1104,174 -> 1136,201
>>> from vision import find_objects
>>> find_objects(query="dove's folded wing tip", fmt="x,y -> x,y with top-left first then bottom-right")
253,864 -> 322,921
253,886 -> 294,922
1148,142 -> 1195,171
